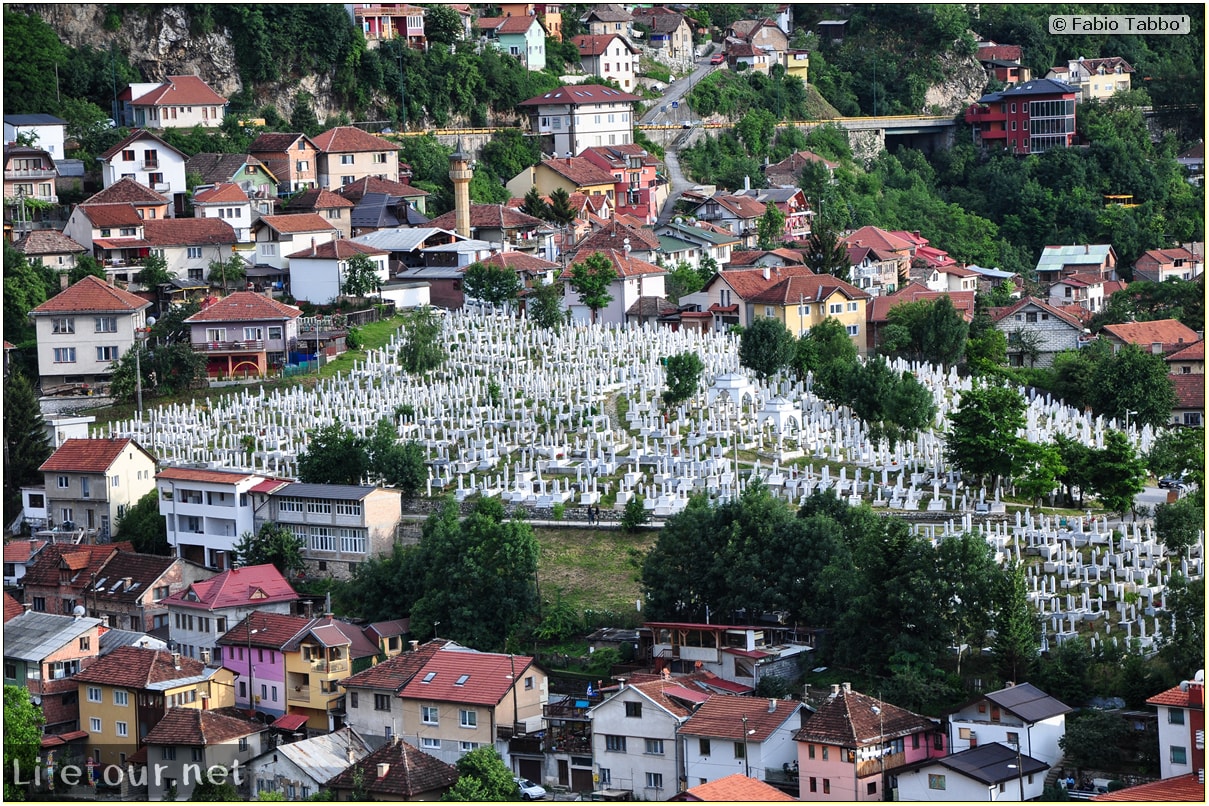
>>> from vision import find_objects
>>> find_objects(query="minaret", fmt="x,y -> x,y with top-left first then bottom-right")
449,137 -> 473,239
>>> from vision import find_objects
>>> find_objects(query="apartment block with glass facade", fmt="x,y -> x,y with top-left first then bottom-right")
964,78 -> 1077,155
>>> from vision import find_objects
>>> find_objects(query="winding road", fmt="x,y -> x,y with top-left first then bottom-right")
643,55 -> 721,226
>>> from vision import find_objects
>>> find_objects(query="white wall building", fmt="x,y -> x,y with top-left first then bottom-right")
155,467 -> 274,572
285,240 -> 391,305
680,697 -> 804,787
519,85 -> 640,156
946,682 -> 1071,768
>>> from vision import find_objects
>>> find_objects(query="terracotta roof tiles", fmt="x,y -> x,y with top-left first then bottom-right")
216,610 -> 311,649
4,592 -> 24,623
679,695 -> 801,742
796,688 -> 936,747
473,251 -> 559,274
38,437 -> 152,473
89,552 -> 180,605
83,177 -> 169,206
131,75 -> 227,107
573,34 -> 637,57
155,467 -> 263,485
427,205 -> 544,232
248,132 -> 316,154
398,650 -> 534,706
709,264 -> 816,300
1091,772 -> 1203,802
286,238 -> 389,260
11,230 -> 87,256
78,203 -> 145,228
748,273 -> 870,306
185,152 -> 271,186
162,563 -> 298,611
143,218 -> 237,247
311,126 -> 397,154
99,129 -> 186,162
1101,319 -> 1201,349
256,213 -> 340,235
143,707 -> 265,747
340,641 -> 448,692
677,773 -> 796,802
326,739 -> 458,798
1170,374 -> 1205,410
540,156 -> 618,188
1146,684 -> 1205,709
284,188 -> 356,212
184,292 -> 302,324
73,646 -> 209,689
520,85 -> 641,107
562,248 -> 665,279
334,176 -> 428,202
192,183 -> 250,205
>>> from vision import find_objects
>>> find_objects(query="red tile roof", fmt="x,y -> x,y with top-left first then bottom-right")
286,238 -> 389,260
38,437 -> 152,473
478,15 -> 542,34
83,177 -> 169,206
562,248 -> 665,279
1146,683 -> 1205,709
217,610 -> 311,649
707,264 -> 816,300
311,126 -> 397,154
796,688 -> 936,747
131,76 -> 227,106
271,713 -> 309,731
472,252 -> 559,273
679,696 -> 801,742
1167,341 -> 1205,362
22,543 -> 128,591
867,284 -> 977,323
326,739 -> 458,798
989,296 -> 1085,331
749,273 -> 870,306
573,33 -> 637,56
143,707 -> 264,746
30,274 -> 152,316
1101,319 -> 1201,349
90,552 -> 180,604
193,183 -> 250,204
164,564 -> 299,611
256,213 -> 340,235
334,176 -> 429,202
248,132 -> 316,154
399,650 -> 534,706
11,230 -> 87,256
676,773 -> 796,802
184,292 -> 302,323
705,193 -> 766,219
284,188 -> 356,212
4,592 -> 24,623
99,129 -> 186,162
576,219 -> 661,253
977,44 -> 1024,62
520,85 -> 641,107
78,203 -> 145,228
539,156 -> 618,188
143,218 -> 237,247
155,467 -> 263,485
340,640 -> 448,692
1170,374 -> 1205,410
73,646 -> 209,689
281,616 -> 389,660
4,539 -> 46,564
845,225 -> 914,254
1091,773 -> 1203,802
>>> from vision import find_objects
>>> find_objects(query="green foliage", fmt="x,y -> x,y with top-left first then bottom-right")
755,203 -> 787,250
4,684 -> 44,801
297,422 -> 369,485
993,563 -> 1039,683
803,227 -> 851,281
208,255 -> 246,293
116,490 -> 171,555
3,10 -> 66,115
3,371 -> 51,525
1013,441 -> 1066,505
662,352 -> 705,409
463,262 -> 521,308
520,186 -> 550,220
534,591 -> 580,642
1086,430 -> 1148,517
680,130 -> 766,191
1090,277 -> 1204,334
1059,709 -> 1131,771
4,243 -> 58,345
945,384 -> 1027,491
367,418 -> 427,495
68,257 -> 108,284
664,261 -> 707,304
1154,496 -> 1203,555
844,357 -> 936,449
793,317 -> 858,401
424,4 -> 464,46
687,69 -> 812,121
340,253 -> 381,299
1159,572 -> 1205,676
547,187 -> 578,226
738,317 -> 794,380
568,252 -> 617,323
398,306 -> 448,373
232,522 -> 306,577
290,91 -> 322,136
189,777 -> 241,801
525,281 -> 564,330
108,340 -> 207,404
1088,344 -> 1178,429
133,253 -> 173,288
443,746 -> 517,801
621,496 -> 649,533
1146,427 -> 1204,488
478,129 -> 542,188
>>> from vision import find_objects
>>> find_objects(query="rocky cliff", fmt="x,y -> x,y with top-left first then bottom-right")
923,51 -> 990,116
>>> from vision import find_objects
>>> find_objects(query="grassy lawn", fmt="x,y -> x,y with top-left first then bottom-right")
535,527 -> 655,618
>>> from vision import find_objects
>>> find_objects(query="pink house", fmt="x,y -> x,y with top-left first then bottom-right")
794,683 -> 948,801
217,610 -> 311,719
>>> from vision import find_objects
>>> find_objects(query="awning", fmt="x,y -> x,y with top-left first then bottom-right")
723,647 -> 773,659
272,713 -> 309,731
701,677 -> 754,694
94,238 -> 153,249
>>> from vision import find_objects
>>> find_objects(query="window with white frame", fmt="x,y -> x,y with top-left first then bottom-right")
90,717 -> 102,732
459,709 -> 477,728
51,317 -> 74,334
644,738 -> 664,755
114,690 -> 129,706
310,527 -> 337,552
339,529 -> 366,554
1171,746 -> 1188,765
335,500 -> 363,516
278,497 -> 304,513
306,500 -> 332,515
422,705 -> 439,724
422,737 -> 441,750
605,735 -> 626,752
88,686 -> 102,703
243,327 -> 264,341
846,324 -> 860,336
645,772 -> 663,790
94,316 -> 117,333
97,346 -> 119,362
459,741 -> 479,753
187,247 -> 203,259
268,326 -> 283,341
340,154 -> 355,165
829,302 -> 843,314
373,153 -> 387,164
53,347 -> 76,363
847,301 -> 859,312
57,476 -> 70,489
116,721 -> 128,737
1169,708 -> 1185,725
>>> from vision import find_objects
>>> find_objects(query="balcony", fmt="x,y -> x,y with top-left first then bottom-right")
854,750 -> 906,779
311,658 -> 348,674
287,686 -> 312,703
143,160 -> 159,170
194,340 -> 266,353
509,735 -> 544,755
5,167 -> 56,180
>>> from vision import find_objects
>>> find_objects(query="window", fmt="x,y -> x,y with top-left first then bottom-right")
525,675 -> 535,690
53,347 -> 76,363
335,500 -> 363,516
625,701 -> 642,718
186,246 -> 203,259
374,694 -> 392,712
1169,708 -> 1186,725
698,738 -> 710,755
644,739 -> 664,755
88,686 -> 103,703
306,500 -> 332,514
846,324 -> 860,336
296,160 -> 309,172
373,153 -> 387,164
764,306 -> 774,317
829,303 -> 843,314
94,317 -> 117,333
243,326 -> 264,341
422,737 -> 441,750
267,326 -> 283,341
310,528 -> 338,552
33,597 -> 45,611
605,735 -> 626,752
90,717 -> 102,732
821,746 -> 829,761
116,721 -> 128,737
114,690 -> 129,706
1171,746 -> 1188,765
867,782 -> 877,795
97,346 -> 119,362
798,304 -> 810,316
459,741 -> 479,753
928,774 -> 946,790
847,301 -> 859,312
808,744 -> 815,759
809,777 -> 817,793
80,636 -> 91,651
459,709 -> 477,728
823,780 -> 830,795
958,727 -> 972,740
162,747 -> 176,761
422,705 -> 439,725
733,742 -> 745,759
645,773 -> 663,790
340,154 -> 355,165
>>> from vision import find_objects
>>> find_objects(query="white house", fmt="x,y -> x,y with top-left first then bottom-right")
574,34 -> 640,90
98,129 -> 190,214
250,214 -> 339,271
990,297 -> 1088,368
155,467 -> 278,573
142,708 -> 269,801
4,113 -> 68,160
1145,673 -> 1205,780
143,218 -> 238,283
121,75 -> 228,129
945,682 -> 1071,768
679,696 -> 805,787
285,239 -> 391,305
589,677 -> 707,798
192,183 -> 254,244
895,742 -> 1049,802
245,726 -> 371,800
560,248 -> 665,326
478,16 -> 547,71
655,220 -> 740,267
518,84 -> 640,156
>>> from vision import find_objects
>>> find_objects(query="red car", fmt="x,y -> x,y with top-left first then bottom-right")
710,53 -> 725,65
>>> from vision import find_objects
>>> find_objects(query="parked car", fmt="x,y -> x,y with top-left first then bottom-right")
1158,474 -> 1186,489
710,53 -> 726,65
515,778 -> 547,801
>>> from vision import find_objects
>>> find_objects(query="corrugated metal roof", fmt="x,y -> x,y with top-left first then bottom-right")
275,483 -> 376,501
2,612 -> 102,661
985,682 -> 1072,722
271,726 -> 373,782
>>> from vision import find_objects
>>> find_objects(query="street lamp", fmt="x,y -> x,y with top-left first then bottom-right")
134,316 -> 155,415
247,620 -> 261,713
1006,741 -> 1025,801
1125,409 -> 1138,430
741,715 -> 756,777
871,705 -> 885,796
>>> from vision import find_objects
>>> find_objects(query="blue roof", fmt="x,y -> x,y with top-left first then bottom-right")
4,114 -> 68,126
977,78 -> 1077,103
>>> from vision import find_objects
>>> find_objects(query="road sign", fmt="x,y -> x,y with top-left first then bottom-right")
671,101 -> 679,109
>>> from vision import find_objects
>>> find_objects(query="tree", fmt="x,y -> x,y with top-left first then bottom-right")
1154,497 -> 1204,555
115,490 -> 171,554
340,253 -> 380,299
567,251 -> 617,324
1147,427 -> 1205,489
1013,441 -> 1066,505
231,522 -> 306,577
68,256 -> 108,284
442,747 -> 516,801
2,10 -> 66,115
424,3 -> 465,46
297,422 -> 369,485
845,356 -> 936,449
4,242 -> 57,345
190,777 -> 241,801
803,226 -> 851,281
993,563 -> 1038,683
1159,572 -> 1205,676
756,204 -> 786,250
1086,429 -> 1147,517
1088,344 -> 1177,428
920,295 -> 969,368
738,317 -> 794,380
662,352 -> 705,409
134,252 -> 172,289
463,262 -> 521,308
793,317 -> 857,402
367,417 -> 427,495
621,495 -> 649,533
289,91 -> 322,136
478,129 -> 541,188
1059,709 -> 1131,772
4,684 -> 44,801
525,281 -> 564,329
664,261 -> 706,304
2,370 -> 51,524
936,534 -> 1004,674
546,187 -> 577,226
1053,434 -> 1094,508
208,255 -> 246,294
520,186 -> 549,220
945,384 -> 1026,492
1005,328 -> 1044,368
398,306 -> 447,373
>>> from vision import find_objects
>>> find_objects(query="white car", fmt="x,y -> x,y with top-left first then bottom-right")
515,777 -> 547,800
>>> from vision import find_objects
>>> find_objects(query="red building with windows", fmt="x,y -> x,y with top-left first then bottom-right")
965,78 -> 1077,155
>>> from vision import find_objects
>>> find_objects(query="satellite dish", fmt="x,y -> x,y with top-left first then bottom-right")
32,696 -> 41,706
73,605 -> 86,618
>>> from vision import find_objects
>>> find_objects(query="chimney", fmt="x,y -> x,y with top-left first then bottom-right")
172,651 -> 181,670
409,640 -> 419,652
830,684 -> 839,696
762,266 -> 770,281
311,238 -> 316,257
347,747 -> 356,765
377,762 -> 390,778
303,600 -> 313,620
22,603 -> 31,613
842,682 -> 851,694
768,698 -> 777,713
1085,244 -> 1090,254
200,648 -> 211,665
744,175 -> 750,190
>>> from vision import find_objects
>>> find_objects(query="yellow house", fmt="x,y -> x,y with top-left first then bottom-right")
505,156 -> 618,204
72,646 -> 235,768
784,49 -> 810,83
748,272 -> 872,354
282,615 -> 380,732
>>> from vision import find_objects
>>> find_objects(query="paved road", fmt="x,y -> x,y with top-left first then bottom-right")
645,56 -> 721,226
